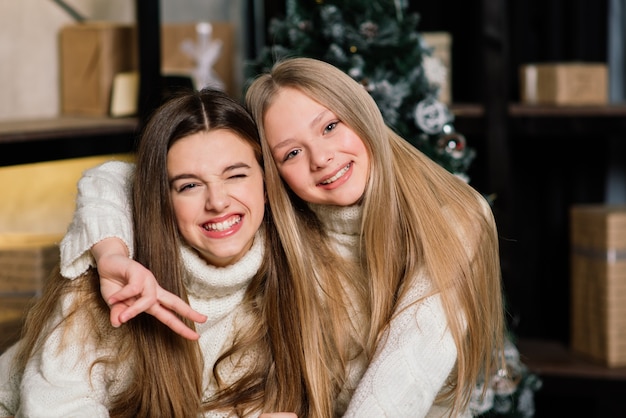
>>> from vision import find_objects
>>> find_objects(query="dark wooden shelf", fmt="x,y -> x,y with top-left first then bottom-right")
451,102 -> 626,117
0,116 -> 139,166
508,103 -> 626,117
0,116 -> 138,144
518,338 -> 626,381
451,102 -> 626,136
3,103 -> 623,165
518,339 -> 626,417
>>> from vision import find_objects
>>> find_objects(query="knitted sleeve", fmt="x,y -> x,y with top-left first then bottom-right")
17,294 -> 111,417
59,160 -> 135,279
0,342 -> 20,416
342,275 -> 463,418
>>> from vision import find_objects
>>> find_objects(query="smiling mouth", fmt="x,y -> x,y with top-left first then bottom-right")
320,163 -> 351,185
203,215 -> 241,231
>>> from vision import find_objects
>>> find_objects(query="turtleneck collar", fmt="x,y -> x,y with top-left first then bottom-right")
180,230 -> 265,298
308,203 -> 363,236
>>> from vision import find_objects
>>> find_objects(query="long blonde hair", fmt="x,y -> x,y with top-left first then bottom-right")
246,57 -> 506,415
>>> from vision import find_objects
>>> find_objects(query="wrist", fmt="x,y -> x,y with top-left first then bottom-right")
91,237 -> 130,264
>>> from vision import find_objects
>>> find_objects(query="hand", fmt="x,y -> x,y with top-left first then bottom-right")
93,239 -> 207,340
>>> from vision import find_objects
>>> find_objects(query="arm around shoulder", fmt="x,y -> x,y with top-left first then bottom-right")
59,160 -> 136,279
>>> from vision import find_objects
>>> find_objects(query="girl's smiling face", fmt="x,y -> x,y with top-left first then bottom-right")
167,129 -> 265,267
263,87 -> 369,206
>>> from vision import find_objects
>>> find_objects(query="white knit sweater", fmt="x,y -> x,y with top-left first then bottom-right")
309,203 -> 471,418
0,161 -> 470,417
0,161 -> 264,417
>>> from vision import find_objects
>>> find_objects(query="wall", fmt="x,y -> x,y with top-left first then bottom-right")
0,0 -> 247,122
0,0 -> 133,121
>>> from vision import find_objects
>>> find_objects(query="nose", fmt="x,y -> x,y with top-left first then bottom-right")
310,145 -> 334,171
205,182 -> 230,212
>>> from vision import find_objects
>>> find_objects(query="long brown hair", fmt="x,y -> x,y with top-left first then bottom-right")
15,89 -> 314,417
120,88 -> 310,416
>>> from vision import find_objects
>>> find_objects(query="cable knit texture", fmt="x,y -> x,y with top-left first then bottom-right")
0,232 -> 263,417
0,343 -> 20,416
310,204 -> 470,418
59,161 -> 135,279
0,160 -> 266,417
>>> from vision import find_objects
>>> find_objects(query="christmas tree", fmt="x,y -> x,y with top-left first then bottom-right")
245,0 -> 473,179
245,1 -> 542,416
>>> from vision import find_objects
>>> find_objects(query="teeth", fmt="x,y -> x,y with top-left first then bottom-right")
321,164 -> 350,184
204,215 -> 241,231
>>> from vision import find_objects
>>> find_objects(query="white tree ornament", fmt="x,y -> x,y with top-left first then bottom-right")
180,22 -> 225,91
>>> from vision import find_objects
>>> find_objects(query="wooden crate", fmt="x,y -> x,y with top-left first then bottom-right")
570,205 -> 626,367
0,297 -> 34,353
0,243 -> 58,295
0,233 -> 60,295
0,233 -> 60,352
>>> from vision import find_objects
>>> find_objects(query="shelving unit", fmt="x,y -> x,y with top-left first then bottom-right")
448,1 -> 626,413
0,0 -> 155,167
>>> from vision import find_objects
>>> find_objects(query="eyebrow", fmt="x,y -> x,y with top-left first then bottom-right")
270,110 -> 330,154
169,162 -> 252,183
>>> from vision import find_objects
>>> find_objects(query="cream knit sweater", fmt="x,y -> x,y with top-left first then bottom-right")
309,203 -> 470,418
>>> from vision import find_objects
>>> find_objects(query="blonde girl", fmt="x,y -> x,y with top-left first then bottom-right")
244,57 -> 507,417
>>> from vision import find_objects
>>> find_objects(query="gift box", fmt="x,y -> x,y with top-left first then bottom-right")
0,302 -> 27,353
0,234 -> 60,295
0,234 -> 60,353
422,32 -> 452,104
59,22 -> 137,116
520,63 -> 608,106
570,205 -> 626,367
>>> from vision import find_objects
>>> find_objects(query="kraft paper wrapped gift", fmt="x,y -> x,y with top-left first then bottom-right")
0,234 -> 60,353
570,205 -> 626,367
422,32 -> 452,104
59,22 -> 137,116
520,63 -> 608,106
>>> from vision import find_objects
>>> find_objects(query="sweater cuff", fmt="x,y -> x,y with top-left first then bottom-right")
59,211 -> 133,279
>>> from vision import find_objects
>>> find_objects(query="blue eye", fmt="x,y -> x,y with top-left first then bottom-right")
284,149 -> 301,161
324,122 -> 338,134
